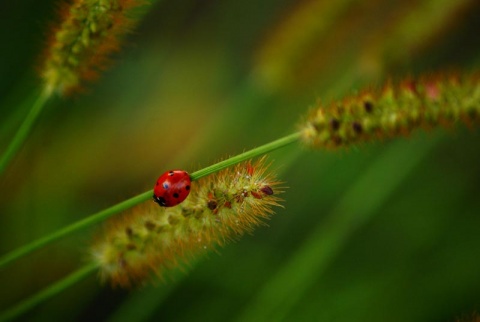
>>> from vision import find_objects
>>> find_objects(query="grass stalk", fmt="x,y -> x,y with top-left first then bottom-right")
0,263 -> 98,322
0,191 -> 151,269
0,90 -> 51,176
0,132 -> 301,269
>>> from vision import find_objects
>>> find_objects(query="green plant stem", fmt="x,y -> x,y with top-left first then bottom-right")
0,191 -> 151,269
0,132 -> 301,270
189,132 -> 301,180
0,90 -> 51,176
0,263 -> 98,322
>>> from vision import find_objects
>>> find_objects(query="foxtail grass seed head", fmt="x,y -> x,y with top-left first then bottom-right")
91,157 -> 284,287
300,72 -> 480,149
41,0 -> 145,96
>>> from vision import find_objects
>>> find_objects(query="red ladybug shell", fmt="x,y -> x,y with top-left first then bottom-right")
153,170 -> 191,207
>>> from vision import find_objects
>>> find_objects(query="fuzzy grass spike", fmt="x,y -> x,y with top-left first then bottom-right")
301,72 -> 480,149
41,0 -> 145,95
92,157 -> 284,287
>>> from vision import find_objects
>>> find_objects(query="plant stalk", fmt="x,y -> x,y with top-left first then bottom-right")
0,132 -> 301,269
0,263 -> 98,322
0,90 -> 51,176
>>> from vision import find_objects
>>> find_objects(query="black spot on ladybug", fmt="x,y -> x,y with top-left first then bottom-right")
168,171 -> 174,176
153,194 -> 167,206
330,118 -> 340,131
163,182 -> 169,189
208,200 -> 218,210
186,185 -> 190,191
260,186 -> 274,195
173,192 -> 179,198
352,121 -> 363,134
364,101 -> 373,113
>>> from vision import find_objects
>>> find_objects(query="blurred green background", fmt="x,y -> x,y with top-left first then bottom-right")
1,0 -> 480,321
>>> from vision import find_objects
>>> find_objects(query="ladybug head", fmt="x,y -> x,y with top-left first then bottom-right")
153,194 -> 167,207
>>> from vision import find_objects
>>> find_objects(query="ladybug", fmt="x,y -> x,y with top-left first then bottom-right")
153,170 -> 191,207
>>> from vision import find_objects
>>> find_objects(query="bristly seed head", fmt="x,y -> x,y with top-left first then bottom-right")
41,0 -> 146,96
300,72 -> 480,149
91,156 -> 285,287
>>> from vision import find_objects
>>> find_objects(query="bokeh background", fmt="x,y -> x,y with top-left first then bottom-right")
1,0 -> 480,321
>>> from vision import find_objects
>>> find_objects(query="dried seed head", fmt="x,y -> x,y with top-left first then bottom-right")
91,157 -> 284,287
41,0 -> 145,96
300,72 -> 480,149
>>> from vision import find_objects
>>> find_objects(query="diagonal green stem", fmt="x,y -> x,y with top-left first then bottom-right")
0,263 -> 98,322
0,132 -> 301,269
189,132 -> 301,180
0,90 -> 51,176
0,191 -> 151,269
